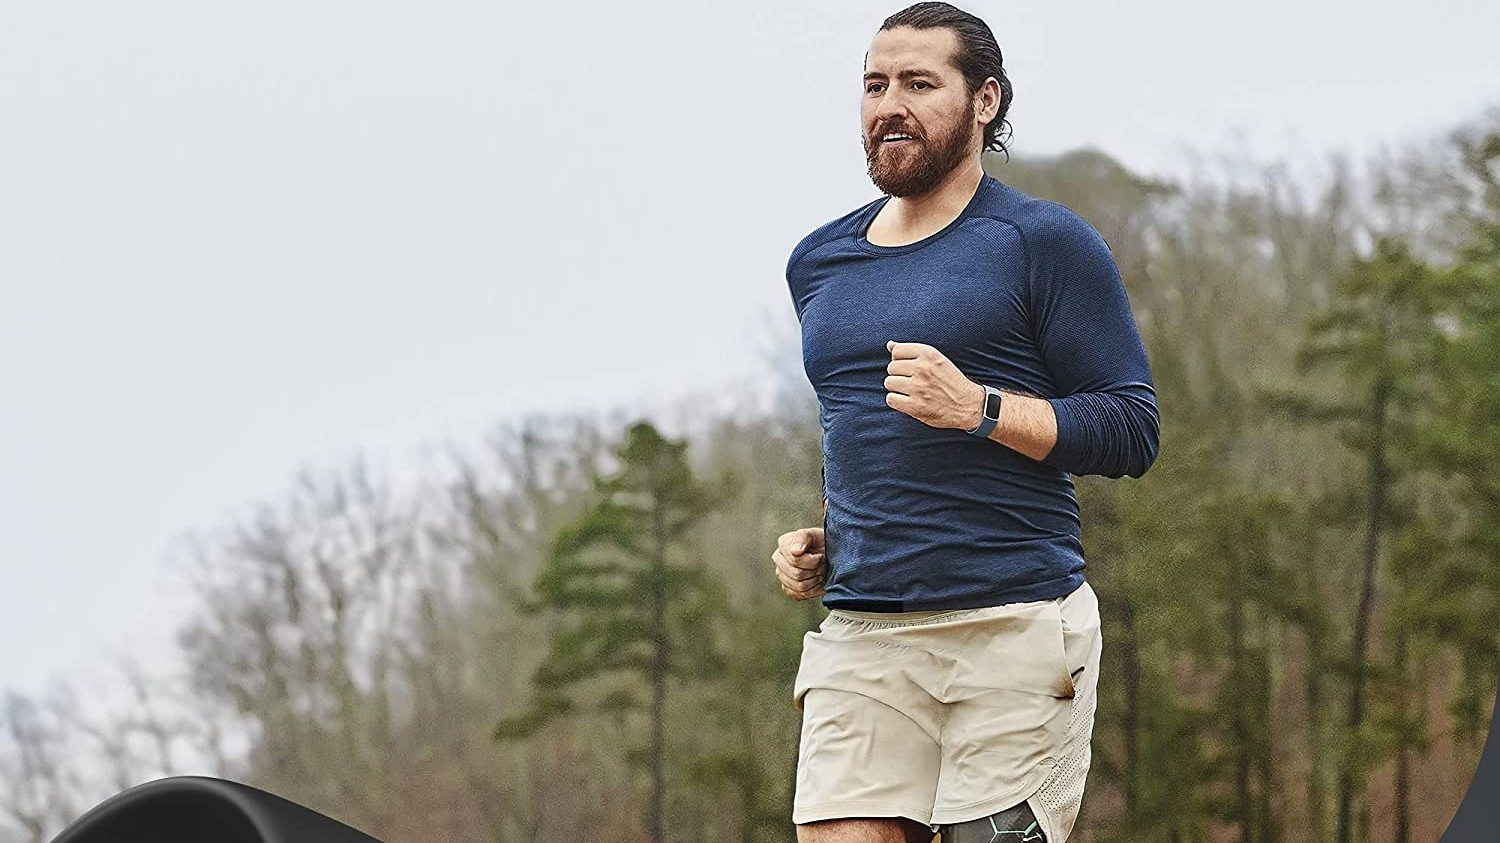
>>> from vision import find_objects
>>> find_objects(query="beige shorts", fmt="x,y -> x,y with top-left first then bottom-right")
791,580 -> 1102,840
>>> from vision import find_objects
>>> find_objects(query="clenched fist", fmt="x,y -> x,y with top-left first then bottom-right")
884,339 -> 985,431
772,527 -> 826,601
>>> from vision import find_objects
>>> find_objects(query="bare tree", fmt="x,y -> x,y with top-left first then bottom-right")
0,691 -> 78,843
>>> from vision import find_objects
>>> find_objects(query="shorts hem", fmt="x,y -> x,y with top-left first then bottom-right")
928,764 -> 1053,826
792,800 -> 935,826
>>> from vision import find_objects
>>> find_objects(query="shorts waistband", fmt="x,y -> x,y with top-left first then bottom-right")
826,607 -> 985,627
825,592 -> 1071,628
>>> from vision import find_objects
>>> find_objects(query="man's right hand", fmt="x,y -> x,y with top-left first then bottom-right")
772,527 -> 827,601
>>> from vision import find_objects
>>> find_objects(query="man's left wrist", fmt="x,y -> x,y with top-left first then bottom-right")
963,382 -> 985,433
965,383 -> 1003,437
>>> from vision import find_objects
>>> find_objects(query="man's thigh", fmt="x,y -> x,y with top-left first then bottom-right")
792,687 -> 942,831
795,816 -> 937,843
931,581 -> 1103,841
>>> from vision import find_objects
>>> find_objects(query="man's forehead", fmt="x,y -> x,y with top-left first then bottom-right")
864,27 -> 959,75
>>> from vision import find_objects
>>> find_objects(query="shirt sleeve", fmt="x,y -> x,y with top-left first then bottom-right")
785,226 -> 830,326
785,247 -> 805,325
1025,206 -> 1160,478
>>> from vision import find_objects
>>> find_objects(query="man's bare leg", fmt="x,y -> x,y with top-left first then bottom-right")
796,817 -> 938,843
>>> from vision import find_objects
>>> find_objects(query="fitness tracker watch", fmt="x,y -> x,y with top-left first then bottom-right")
965,384 -> 1003,438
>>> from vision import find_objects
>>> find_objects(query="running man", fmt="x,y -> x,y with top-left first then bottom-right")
772,4 -> 1160,842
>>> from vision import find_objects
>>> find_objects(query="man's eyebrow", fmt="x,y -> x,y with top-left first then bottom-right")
863,68 -> 941,82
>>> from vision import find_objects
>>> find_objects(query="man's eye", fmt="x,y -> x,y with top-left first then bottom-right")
912,81 -> 930,90
867,83 -> 884,94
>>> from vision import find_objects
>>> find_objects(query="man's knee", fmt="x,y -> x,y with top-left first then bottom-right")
938,799 -> 1045,842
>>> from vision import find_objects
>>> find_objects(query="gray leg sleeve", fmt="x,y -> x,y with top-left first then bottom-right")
938,799 -> 1045,842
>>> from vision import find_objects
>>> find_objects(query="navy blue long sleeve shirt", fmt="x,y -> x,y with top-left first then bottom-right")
786,172 -> 1159,611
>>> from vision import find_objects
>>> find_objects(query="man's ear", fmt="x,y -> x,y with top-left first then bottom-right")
978,77 -> 1001,121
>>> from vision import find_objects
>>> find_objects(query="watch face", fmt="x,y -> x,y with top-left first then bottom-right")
984,391 -> 1002,419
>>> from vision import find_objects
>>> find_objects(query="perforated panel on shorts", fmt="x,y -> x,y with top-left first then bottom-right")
1033,677 -> 1095,842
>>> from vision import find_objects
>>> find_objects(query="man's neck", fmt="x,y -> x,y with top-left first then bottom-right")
876,160 -> 985,242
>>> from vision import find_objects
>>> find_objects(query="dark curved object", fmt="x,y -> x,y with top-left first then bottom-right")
49,775 -> 384,843
1442,672 -> 1500,842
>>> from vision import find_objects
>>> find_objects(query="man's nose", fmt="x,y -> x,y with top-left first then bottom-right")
876,94 -> 907,119
873,88 -> 909,123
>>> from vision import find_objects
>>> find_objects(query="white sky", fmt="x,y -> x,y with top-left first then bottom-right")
2,0 -> 1497,697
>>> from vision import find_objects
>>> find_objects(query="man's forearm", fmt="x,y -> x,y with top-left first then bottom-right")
964,385 -> 1058,462
962,381 -> 1158,477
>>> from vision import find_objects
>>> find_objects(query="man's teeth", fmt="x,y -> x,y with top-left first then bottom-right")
883,133 -> 914,141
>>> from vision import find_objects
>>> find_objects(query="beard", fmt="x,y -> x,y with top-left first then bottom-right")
864,97 -> 977,198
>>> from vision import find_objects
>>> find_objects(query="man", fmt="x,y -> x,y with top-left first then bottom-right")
771,4 -> 1160,842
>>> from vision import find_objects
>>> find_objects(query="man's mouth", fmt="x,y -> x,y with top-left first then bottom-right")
879,132 -> 918,147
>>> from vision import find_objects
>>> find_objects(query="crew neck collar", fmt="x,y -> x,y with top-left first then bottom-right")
855,172 -> 994,256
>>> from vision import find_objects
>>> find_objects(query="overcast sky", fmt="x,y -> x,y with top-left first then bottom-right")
2,0 -> 1496,698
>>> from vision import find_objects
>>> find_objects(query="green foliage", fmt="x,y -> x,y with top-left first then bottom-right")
492,421 -> 736,744
1402,207 -> 1500,750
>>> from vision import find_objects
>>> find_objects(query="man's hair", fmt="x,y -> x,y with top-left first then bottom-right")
877,2 -> 1014,160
